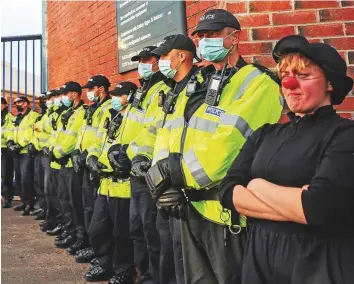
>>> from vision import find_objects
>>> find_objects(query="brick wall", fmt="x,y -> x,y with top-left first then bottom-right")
47,0 -> 354,119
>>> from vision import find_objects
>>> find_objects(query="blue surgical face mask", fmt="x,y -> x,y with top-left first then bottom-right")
198,32 -> 235,62
111,96 -> 123,112
138,63 -> 155,79
61,95 -> 72,107
46,101 -> 53,108
158,55 -> 181,79
87,91 -> 98,102
54,97 -> 62,107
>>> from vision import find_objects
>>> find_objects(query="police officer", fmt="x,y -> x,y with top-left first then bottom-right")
44,90 -> 69,234
1,97 -> 15,208
27,92 -> 52,219
109,46 -> 167,284
146,9 -> 283,284
73,75 -> 112,263
7,96 -> 39,215
50,81 -> 87,251
132,34 -> 204,284
84,82 -> 138,283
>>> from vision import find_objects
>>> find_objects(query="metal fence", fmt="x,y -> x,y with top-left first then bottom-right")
1,34 -> 43,111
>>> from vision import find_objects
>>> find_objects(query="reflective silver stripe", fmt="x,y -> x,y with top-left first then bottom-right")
156,120 -> 164,129
128,111 -> 144,124
154,149 -> 169,161
144,116 -> 155,124
96,131 -> 105,139
63,130 -> 78,137
38,138 -> 48,142
130,141 -> 139,154
138,145 -> 153,155
189,116 -> 218,133
87,146 -> 100,154
233,69 -> 263,101
148,125 -> 156,135
169,117 -> 185,130
57,146 -> 66,156
98,104 -> 110,120
184,149 -> 212,188
86,126 -> 98,131
219,114 -> 253,139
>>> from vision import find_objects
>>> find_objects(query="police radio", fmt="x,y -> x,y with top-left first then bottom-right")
132,82 -> 147,109
186,75 -> 198,97
127,89 -> 135,104
205,62 -> 227,106
162,90 -> 178,114
107,114 -> 122,143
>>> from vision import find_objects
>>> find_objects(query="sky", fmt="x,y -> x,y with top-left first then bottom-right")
1,0 -> 43,94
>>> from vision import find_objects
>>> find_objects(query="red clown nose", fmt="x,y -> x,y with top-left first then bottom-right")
281,76 -> 300,89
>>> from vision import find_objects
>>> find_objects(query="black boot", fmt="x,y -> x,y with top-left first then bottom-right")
90,258 -> 100,267
66,238 -> 90,255
21,205 -> 34,216
2,200 -> 12,209
13,203 -> 26,211
30,208 -> 43,216
40,221 -> 55,232
55,230 -> 70,242
75,247 -> 95,263
46,224 -> 64,236
84,265 -> 113,282
34,210 -> 46,220
108,275 -> 134,284
55,234 -> 76,249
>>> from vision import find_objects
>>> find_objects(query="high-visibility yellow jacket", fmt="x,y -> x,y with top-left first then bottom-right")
53,103 -> 86,168
1,110 -> 15,148
8,109 -> 39,154
75,98 -> 111,158
32,107 -> 54,151
166,64 -> 283,225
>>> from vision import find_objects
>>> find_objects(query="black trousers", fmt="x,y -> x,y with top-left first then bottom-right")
46,168 -> 62,227
156,212 -> 185,284
15,154 -> 35,206
130,176 -> 161,284
70,168 -> 86,239
242,223 -> 354,284
181,207 -> 246,284
58,167 -> 74,230
34,152 -> 50,210
90,194 -> 135,276
1,148 -> 14,200
82,167 -> 97,235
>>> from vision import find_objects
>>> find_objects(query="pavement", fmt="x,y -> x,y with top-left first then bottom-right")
1,202 -> 106,284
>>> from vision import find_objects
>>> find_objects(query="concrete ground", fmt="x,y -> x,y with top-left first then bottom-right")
1,202 -> 105,284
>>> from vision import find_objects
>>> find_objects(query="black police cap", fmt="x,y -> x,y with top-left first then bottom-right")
82,75 -> 111,89
61,81 -> 82,94
1,97 -> 7,105
273,35 -> 353,105
152,34 -> 196,57
131,46 -> 159,62
192,9 -> 241,36
109,81 -> 138,96
14,96 -> 30,104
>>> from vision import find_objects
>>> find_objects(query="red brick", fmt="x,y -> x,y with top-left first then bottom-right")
298,23 -> 344,37
335,97 -> 354,111
253,55 -> 277,68
198,1 -> 217,12
345,23 -> 354,35
239,29 -> 249,41
187,15 -> 197,29
249,1 -> 292,12
273,11 -> 317,25
226,2 -> 247,14
295,0 -> 339,9
342,1 -> 354,7
252,26 -> 295,41
238,14 -> 270,28
186,2 -> 199,18
319,8 -> 354,22
239,42 -> 273,55
323,37 -> 354,50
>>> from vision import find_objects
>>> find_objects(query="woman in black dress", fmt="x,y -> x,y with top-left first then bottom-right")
220,35 -> 354,284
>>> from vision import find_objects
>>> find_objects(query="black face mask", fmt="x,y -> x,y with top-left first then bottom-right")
16,106 -> 23,112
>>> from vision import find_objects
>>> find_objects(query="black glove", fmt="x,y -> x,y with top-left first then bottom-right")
117,145 -> 132,170
42,147 -> 50,156
157,187 -> 188,221
79,150 -> 88,167
145,158 -> 172,201
48,150 -> 57,162
6,140 -> 15,149
71,150 -> 81,173
27,143 -> 38,157
108,144 -> 131,179
87,156 -> 103,177
132,155 -> 151,179
7,141 -> 21,154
